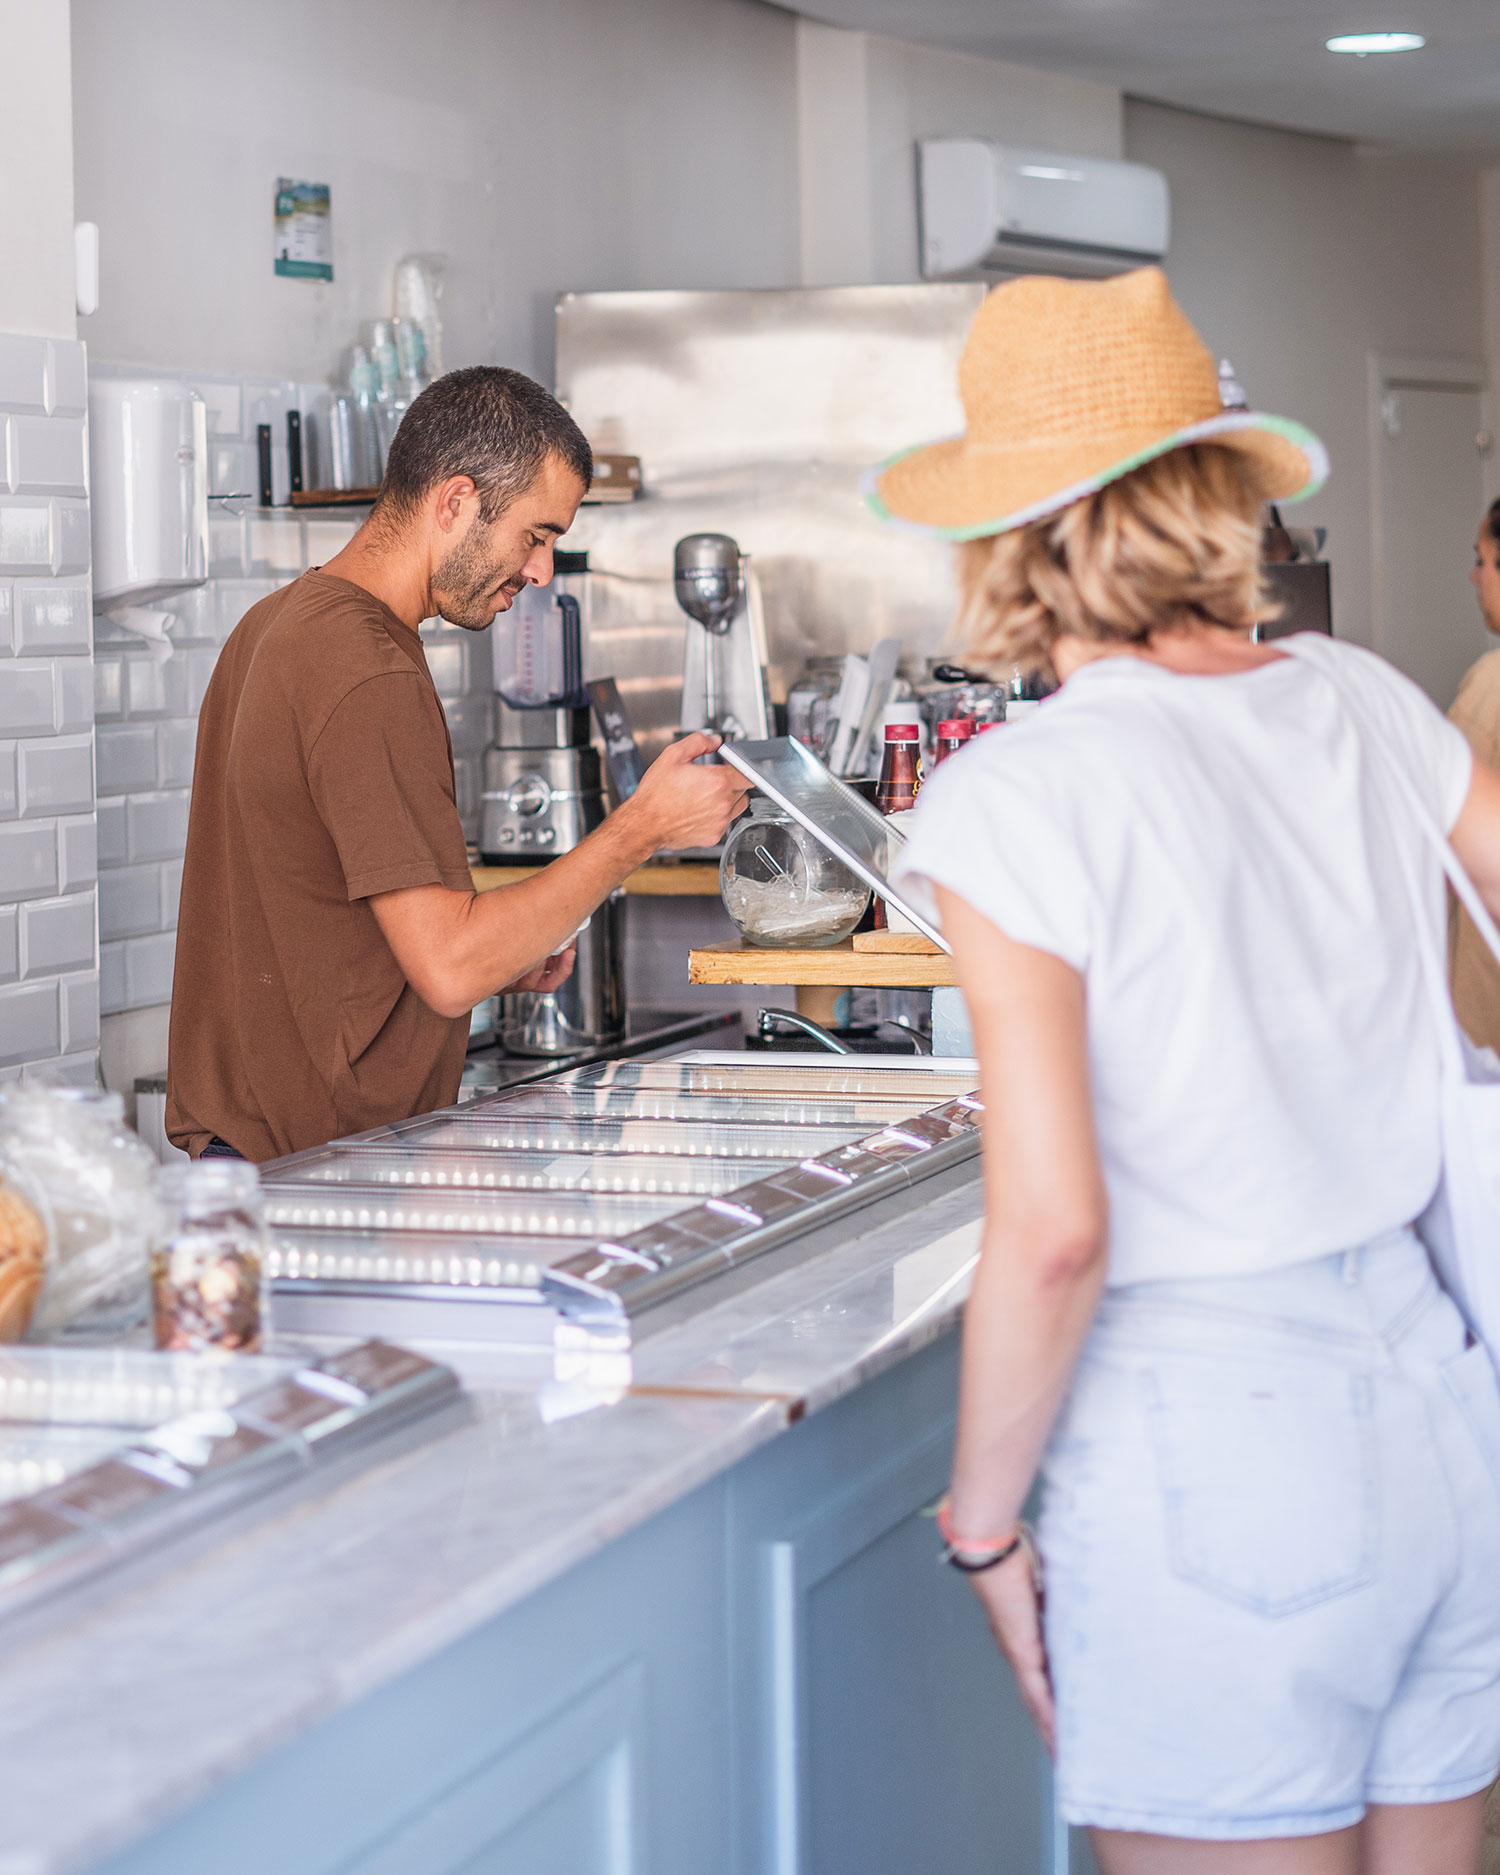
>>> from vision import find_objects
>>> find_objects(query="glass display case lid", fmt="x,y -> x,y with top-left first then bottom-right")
266,1145 -> 795,1198
261,1182 -> 685,1239
545,1059 -> 977,1099
720,736 -> 948,950
374,1114 -> 873,1160
458,1085 -> 966,1129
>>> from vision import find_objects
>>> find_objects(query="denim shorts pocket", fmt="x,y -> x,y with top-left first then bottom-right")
1442,1340 -> 1500,1499
1142,1354 -> 1377,1618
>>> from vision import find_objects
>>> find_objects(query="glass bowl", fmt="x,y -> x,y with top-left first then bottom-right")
719,802 -> 871,949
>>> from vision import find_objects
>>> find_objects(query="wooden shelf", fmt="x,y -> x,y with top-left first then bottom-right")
471,863 -> 721,897
688,940 -> 956,989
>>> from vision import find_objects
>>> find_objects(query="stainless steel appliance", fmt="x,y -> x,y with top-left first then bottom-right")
480,553 -> 625,1056
554,284 -> 986,765
673,532 -> 771,742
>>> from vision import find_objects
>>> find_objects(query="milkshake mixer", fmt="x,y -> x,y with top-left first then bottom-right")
674,533 -> 771,742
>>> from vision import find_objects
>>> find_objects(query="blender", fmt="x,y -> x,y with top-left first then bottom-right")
480,552 -> 624,1056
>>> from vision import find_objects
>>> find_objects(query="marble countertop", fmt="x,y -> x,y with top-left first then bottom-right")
0,1176 -> 982,1875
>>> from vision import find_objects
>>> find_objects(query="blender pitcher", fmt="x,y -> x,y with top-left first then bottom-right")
481,561 -> 625,1056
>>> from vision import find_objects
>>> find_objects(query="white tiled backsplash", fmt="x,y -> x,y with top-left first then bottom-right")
0,349 -> 498,1058
0,333 -> 98,1084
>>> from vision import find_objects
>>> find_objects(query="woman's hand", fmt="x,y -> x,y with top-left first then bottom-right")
966,1542 -> 1055,1753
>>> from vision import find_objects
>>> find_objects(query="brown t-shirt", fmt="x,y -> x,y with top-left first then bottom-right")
1449,645 -> 1500,1051
167,571 -> 473,1161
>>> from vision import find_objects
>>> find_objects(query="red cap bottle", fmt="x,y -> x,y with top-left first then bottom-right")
875,723 -> 922,815
934,718 -> 977,765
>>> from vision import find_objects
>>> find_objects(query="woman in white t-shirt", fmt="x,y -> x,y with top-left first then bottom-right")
869,268 -> 1500,1873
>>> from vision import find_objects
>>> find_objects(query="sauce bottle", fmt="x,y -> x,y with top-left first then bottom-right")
872,723 -> 923,929
875,723 -> 922,812
934,718 -> 977,765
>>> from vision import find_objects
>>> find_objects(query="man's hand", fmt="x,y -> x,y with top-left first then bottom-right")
619,733 -> 751,853
506,946 -> 576,996
370,736 -> 748,1021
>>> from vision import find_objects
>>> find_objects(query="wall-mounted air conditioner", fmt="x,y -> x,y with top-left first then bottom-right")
918,140 -> 1170,279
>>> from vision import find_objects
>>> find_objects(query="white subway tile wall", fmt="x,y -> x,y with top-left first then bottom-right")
0,351 -> 500,1062
0,333 -> 98,1084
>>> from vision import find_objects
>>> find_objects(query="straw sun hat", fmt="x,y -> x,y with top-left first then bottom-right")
866,267 -> 1327,538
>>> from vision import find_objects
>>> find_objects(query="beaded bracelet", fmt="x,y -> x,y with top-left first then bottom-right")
935,1496 -> 1023,1574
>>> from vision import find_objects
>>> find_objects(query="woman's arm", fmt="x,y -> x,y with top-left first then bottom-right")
1448,754 -> 1500,923
935,885 -> 1110,1745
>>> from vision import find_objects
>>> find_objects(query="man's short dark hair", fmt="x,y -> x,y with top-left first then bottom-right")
376,365 -> 592,523
1487,495 -> 1500,545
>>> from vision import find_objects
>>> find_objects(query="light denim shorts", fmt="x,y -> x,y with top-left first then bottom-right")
1038,1227 -> 1500,1841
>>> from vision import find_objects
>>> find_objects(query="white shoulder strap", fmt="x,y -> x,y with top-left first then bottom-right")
1278,637 -> 1500,972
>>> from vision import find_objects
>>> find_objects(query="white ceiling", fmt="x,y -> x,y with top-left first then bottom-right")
790,0 -> 1500,155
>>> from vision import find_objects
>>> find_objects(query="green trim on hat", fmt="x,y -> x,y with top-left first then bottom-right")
865,410 -> 1329,542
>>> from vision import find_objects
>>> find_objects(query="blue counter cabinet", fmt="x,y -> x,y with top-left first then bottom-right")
93,1332 -> 1052,1875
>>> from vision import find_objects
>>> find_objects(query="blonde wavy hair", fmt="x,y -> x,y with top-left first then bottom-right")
955,444 -> 1272,680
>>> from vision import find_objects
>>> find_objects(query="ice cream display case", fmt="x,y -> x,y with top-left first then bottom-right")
0,1340 -> 460,1623
262,1055 -> 984,1341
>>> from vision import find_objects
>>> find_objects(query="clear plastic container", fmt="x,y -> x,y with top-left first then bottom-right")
786,658 -> 844,760
0,1087 -> 157,1340
151,1161 -> 266,1354
720,801 -> 871,950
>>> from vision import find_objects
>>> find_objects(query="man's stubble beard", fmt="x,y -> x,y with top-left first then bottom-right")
432,520 -> 520,632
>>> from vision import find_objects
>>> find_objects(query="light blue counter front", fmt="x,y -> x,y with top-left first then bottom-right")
0,1177 -> 1071,1875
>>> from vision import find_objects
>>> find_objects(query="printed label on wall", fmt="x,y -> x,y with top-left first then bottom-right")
273,180 -> 332,281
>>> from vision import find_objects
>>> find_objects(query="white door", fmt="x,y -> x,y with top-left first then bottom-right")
1375,375 -> 1491,710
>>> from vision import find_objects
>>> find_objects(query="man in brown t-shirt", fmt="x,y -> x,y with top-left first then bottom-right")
168,368 -> 748,1160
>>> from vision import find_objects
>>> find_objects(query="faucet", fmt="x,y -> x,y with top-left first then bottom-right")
876,1019 -> 933,1056
756,1007 -> 852,1056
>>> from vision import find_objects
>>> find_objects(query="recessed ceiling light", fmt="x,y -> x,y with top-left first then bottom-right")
1325,31 -> 1426,54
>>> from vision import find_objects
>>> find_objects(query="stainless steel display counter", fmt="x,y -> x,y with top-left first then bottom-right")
0,1054 -> 1068,1875
260,1052 -> 984,1342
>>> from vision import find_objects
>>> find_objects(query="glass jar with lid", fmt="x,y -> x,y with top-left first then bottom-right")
0,1086 -> 157,1339
151,1160 -> 266,1353
720,798 -> 871,949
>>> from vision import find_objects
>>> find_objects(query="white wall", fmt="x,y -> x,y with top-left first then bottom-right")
1480,167 -> 1500,509
1125,99 -> 1487,648
0,0 -> 76,340
795,20 -> 1122,287
71,0 -> 802,387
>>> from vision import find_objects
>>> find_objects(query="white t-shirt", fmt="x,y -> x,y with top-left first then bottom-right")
896,635 -> 1474,1286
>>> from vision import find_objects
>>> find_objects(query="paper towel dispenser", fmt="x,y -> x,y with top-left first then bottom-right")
89,377 -> 209,606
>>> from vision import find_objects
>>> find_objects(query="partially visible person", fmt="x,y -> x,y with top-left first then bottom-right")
870,266 -> 1500,1874
168,367 -> 749,1163
1449,495 -> 1500,1048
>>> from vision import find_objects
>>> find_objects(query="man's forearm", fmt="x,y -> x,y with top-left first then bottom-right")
445,795 -> 661,1002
